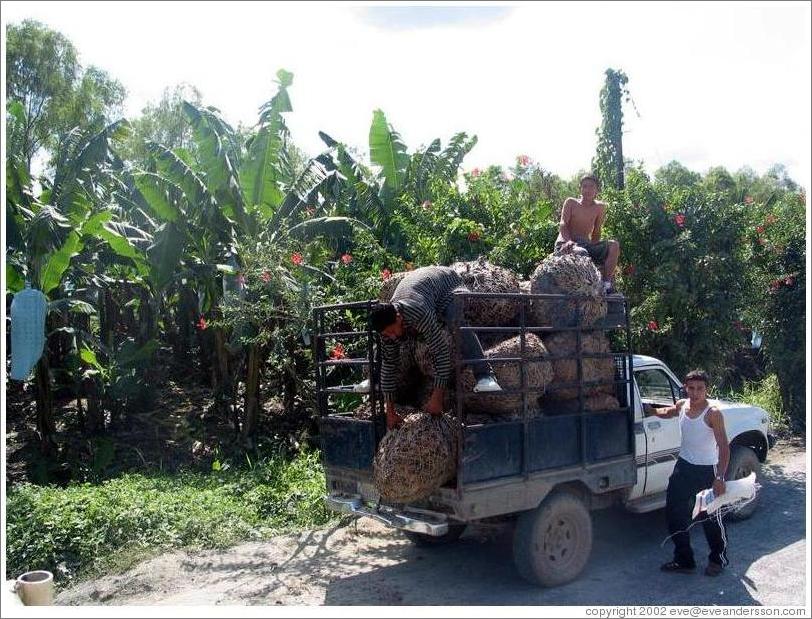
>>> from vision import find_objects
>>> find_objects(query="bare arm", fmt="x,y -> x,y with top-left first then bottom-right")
652,398 -> 685,419
591,203 -> 606,243
559,199 -> 575,242
707,408 -> 730,493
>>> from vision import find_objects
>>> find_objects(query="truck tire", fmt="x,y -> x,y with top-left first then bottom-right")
725,445 -> 761,521
402,524 -> 466,547
513,491 -> 592,587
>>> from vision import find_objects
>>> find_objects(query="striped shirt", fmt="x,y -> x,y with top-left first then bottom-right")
380,266 -> 463,401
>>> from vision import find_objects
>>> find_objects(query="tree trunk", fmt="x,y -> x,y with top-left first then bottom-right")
84,377 -> 105,435
35,355 -> 56,451
242,344 -> 262,438
213,327 -> 231,416
282,338 -> 298,415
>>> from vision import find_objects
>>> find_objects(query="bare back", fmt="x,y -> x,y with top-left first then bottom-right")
557,197 -> 606,243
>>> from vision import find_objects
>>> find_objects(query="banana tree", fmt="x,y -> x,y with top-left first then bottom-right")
6,116 -> 152,444
130,69 -> 366,435
318,112 -> 478,257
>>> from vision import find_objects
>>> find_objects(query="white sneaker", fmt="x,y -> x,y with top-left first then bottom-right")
352,378 -> 371,393
474,376 -> 502,393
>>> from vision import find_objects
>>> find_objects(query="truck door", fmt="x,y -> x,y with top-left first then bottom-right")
635,367 -> 682,496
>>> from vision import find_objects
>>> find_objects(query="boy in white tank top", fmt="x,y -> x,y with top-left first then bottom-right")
650,370 -> 731,576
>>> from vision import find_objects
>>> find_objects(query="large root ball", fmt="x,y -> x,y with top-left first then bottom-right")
449,258 -> 521,326
378,271 -> 409,302
529,254 -> 607,327
373,409 -> 458,503
542,331 -> 616,400
459,333 -> 554,414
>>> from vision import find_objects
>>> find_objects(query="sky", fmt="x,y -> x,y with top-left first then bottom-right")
3,1 -> 811,186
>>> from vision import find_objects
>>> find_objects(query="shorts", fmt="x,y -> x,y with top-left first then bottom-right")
555,236 -> 610,265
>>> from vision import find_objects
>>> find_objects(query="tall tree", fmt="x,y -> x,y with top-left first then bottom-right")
593,68 -> 630,190
6,19 -> 126,173
119,83 -> 203,165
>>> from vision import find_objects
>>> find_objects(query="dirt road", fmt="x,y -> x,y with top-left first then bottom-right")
57,442 -> 807,606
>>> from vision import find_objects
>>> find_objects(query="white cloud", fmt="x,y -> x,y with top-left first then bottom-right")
3,1 -> 810,187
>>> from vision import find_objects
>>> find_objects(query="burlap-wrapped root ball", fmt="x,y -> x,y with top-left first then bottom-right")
529,254 -> 607,327
459,333 -> 554,414
373,409 -> 458,503
543,331 -> 616,400
378,271 -> 408,302
450,258 -> 521,326
465,407 -> 542,425
539,393 -> 621,415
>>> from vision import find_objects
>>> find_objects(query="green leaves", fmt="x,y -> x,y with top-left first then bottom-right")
369,110 -> 409,197
39,230 -> 84,294
147,222 -> 187,289
6,263 -> 26,294
240,71 -> 295,219
133,172 -> 183,222
183,102 -> 252,234
287,216 -> 371,243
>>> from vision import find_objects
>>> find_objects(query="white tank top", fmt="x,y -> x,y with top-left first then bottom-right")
678,401 -> 718,466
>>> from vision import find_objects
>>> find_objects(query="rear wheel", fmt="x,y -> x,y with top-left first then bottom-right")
725,445 -> 761,521
402,524 -> 466,546
513,491 -> 593,587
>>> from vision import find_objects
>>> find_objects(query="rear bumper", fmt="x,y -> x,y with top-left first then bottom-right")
325,494 -> 450,536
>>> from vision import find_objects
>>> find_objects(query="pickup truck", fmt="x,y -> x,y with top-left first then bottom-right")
314,292 -> 773,587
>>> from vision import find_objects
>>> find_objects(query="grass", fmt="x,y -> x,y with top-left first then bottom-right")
720,373 -> 789,434
5,448 -> 338,587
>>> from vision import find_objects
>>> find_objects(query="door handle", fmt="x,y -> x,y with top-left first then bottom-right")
648,421 -> 662,430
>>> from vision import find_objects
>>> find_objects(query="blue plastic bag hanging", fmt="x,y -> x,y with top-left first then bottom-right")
10,283 -> 48,381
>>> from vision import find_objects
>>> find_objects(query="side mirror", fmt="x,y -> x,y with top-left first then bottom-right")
678,386 -> 687,399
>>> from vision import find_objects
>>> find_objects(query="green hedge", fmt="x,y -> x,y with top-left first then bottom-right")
5,449 -> 334,584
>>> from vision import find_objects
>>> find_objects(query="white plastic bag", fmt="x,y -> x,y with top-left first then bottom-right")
692,472 -> 758,519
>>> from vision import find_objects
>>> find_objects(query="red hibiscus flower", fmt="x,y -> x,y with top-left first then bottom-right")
756,225 -> 765,235
291,252 -> 303,266
467,231 -> 481,242
674,213 -> 686,227
647,320 -> 659,331
197,316 -> 208,331
381,268 -> 392,280
341,253 -> 353,265
329,343 -> 346,360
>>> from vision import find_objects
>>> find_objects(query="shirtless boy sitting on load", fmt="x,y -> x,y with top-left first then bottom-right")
554,173 -> 620,293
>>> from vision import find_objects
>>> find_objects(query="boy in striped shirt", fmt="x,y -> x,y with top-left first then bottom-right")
369,266 -> 502,429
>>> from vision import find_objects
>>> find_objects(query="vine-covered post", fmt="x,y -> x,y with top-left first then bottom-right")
593,68 -> 630,190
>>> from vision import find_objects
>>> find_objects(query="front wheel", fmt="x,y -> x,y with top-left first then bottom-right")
402,524 -> 466,547
725,445 -> 762,521
513,491 -> 593,587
